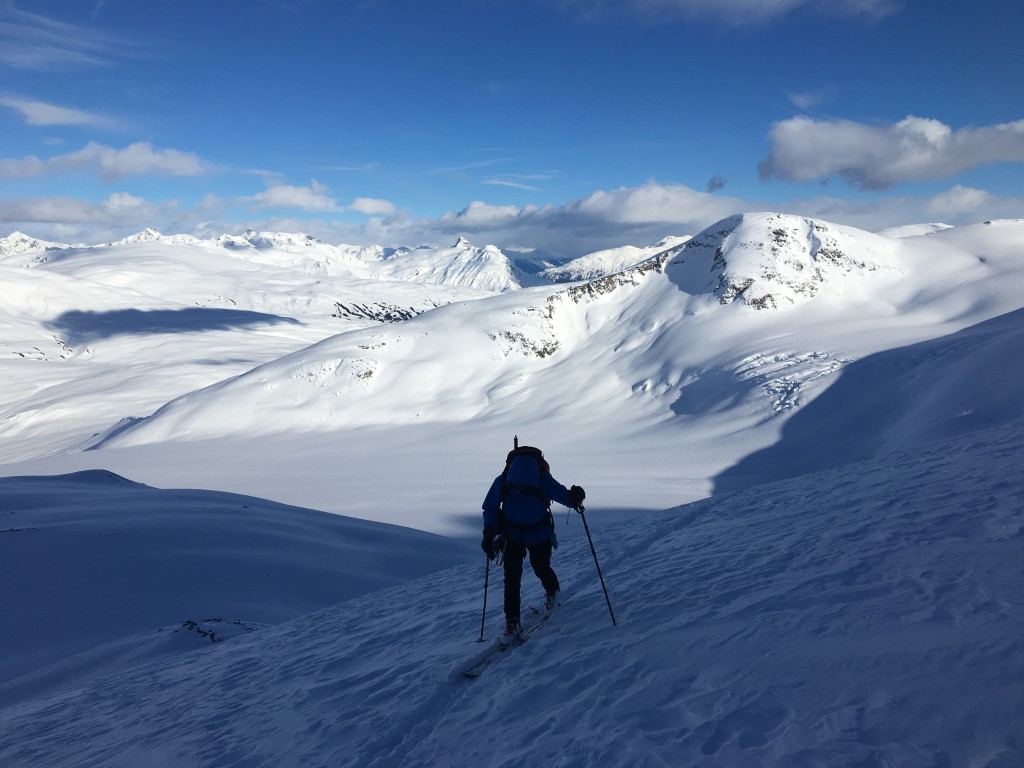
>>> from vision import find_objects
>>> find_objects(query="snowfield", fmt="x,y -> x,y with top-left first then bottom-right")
2,421 -> 1021,767
1,213 -> 1022,766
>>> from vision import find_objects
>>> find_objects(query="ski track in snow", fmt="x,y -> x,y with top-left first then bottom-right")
2,421 -> 1022,767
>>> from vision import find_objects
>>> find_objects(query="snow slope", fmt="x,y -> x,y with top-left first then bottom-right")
1,213 -> 1022,765
2,420 -> 1021,767
716,306 -> 1024,493
0,470 -> 472,704
541,235 -> 690,282
0,234 -> 490,462
877,223 -> 954,238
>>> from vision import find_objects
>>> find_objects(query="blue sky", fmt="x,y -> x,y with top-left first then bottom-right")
1,0 -> 1022,255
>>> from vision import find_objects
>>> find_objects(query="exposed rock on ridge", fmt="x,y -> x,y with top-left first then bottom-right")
669,213 -> 903,310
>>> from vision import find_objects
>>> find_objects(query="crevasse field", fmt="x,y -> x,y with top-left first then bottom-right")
1,214 -> 1022,767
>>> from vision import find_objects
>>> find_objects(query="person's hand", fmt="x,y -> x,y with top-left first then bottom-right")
481,527 -> 496,559
569,485 -> 586,510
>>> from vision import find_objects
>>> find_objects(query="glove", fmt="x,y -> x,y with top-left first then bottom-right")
481,527 -> 496,559
569,485 -> 586,510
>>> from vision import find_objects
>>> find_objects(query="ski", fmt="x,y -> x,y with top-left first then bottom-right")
457,594 -> 567,680
457,617 -> 543,680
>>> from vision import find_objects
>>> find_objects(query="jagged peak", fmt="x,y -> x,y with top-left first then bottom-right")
1,231 -> 69,251
113,228 -> 164,245
242,231 -> 323,249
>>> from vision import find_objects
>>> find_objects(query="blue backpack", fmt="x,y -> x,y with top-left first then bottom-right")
501,444 -> 550,506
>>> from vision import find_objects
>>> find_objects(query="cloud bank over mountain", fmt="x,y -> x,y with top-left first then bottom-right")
4,179 -> 1021,260
760,115 -> 1024,189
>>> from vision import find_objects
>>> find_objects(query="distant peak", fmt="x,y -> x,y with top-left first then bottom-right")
114,228 -> 164,245
453,236 -> 473,249
0,231 -> 69,256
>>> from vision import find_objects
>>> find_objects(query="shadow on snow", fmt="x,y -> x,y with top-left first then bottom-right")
713,307 -> 1024,496
50,307 -> 301,343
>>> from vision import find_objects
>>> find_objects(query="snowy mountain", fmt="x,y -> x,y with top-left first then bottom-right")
877,222 -> 955,238
541,235 -> 690,282
0,231 -> 73,259
0,233 -> 493,464
1,213 -> 1023,766
668,212 -> 904,309
44,213 -> 1020,527
367,236 -> 540,293
3,216 -> 1023,505
108,228 -> 202,247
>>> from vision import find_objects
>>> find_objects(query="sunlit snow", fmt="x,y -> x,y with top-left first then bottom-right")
1,214 -> 1022,766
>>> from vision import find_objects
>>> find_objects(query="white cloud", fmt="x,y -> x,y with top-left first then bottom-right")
4,182 -> 1021,259
316,182 -> 1023,255
787,85 -> 835,110
240,181 -> 341,213
0,142 -> 207,181
0,95 -> 118,128
483,179 -> 542,191
78,143 -> 206,180
429,182 -> 742,255
558,0 -> 901,25
925,185 -> 992,216
245,168 -> 287,186
770,186 -> 1024,232
349,197 -> 396,216
0,192 -> 170,230
566,182 -> 738,225
759,115 -> 1024,189
0,6 -> 124,71
437,200 -> 523,230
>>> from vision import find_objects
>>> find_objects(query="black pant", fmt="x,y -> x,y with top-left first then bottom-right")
502,537 -> 560,623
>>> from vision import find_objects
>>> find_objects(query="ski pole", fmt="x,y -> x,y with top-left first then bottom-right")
578,505 -> 617,626
478,555 -> 491,642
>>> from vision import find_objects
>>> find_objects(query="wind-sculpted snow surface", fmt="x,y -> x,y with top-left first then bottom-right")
0,470 -> 472,705
2,422 -> 1021,767
716,307 -> 1024,493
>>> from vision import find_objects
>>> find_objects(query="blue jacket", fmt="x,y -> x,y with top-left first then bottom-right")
482,456 -> 573,548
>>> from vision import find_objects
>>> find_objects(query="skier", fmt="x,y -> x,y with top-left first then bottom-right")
481,446 -> 586,646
